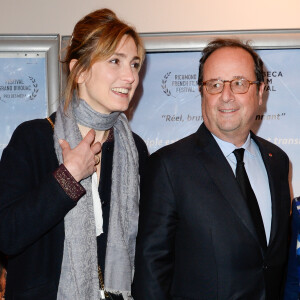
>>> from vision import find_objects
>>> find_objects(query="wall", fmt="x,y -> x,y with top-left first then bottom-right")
1,0 -> 300,35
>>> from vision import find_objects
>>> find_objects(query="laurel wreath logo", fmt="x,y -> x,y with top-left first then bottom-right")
161,72 -> 172,96
28,76 -> 39,100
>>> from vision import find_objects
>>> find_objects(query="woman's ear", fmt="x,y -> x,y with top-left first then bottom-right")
69,59 -> 86,84
69,59 -> 77,72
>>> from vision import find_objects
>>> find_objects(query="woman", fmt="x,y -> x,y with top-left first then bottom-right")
284,197 -> 300,300
0,9 -> 148,300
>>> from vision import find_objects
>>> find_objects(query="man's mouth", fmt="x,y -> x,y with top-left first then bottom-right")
219,109 -> 237,113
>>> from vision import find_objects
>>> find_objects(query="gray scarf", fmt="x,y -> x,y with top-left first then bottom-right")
54,98 -> 139,300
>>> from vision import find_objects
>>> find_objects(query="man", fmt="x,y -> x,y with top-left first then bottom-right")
132,39 -> 291,300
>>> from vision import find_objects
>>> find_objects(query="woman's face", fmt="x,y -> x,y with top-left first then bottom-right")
77,35 -> 141,114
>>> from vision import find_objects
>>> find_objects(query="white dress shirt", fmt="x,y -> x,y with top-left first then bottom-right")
212,133 -> 272,244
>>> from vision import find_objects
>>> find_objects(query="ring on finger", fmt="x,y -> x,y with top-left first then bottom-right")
95,155 -> 100,165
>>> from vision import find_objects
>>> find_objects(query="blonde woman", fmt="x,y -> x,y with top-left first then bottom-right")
0,9 -> 147,300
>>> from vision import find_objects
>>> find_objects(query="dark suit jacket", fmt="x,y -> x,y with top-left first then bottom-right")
284,198 -> 300,299
132,123 -> 291,300
0,114 -> 148,300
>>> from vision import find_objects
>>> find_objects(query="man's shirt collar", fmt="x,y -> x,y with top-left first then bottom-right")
211,133 -> 256,158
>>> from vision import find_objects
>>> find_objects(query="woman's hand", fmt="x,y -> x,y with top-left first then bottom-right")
59,129 -> 101,182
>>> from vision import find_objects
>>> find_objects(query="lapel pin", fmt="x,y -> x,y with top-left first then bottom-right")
268,153 -> 272,157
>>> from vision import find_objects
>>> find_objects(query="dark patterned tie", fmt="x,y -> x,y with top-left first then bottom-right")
233,148 -> 267,248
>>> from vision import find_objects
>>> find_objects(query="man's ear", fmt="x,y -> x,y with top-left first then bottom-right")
258,82 -> 265,106
69,59 -> 86,84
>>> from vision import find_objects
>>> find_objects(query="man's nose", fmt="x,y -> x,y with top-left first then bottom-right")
220,82 -> 235,102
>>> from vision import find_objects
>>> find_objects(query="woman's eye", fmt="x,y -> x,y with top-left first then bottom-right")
132,62 -> 140,69
110,58 -> 119,64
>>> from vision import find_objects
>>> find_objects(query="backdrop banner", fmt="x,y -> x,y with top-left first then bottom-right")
129,49 -> 300,197
0,52 -> 47,156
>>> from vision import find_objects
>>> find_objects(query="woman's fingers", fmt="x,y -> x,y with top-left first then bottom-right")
61,129 -> 102,182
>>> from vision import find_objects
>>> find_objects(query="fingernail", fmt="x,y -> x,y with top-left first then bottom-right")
59,139 -> 63,144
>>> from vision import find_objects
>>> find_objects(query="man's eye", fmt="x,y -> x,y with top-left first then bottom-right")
233,80 -> 244,86
211,81 -> 222,88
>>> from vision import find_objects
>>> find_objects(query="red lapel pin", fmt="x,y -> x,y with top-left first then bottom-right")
268,153 -> 272,157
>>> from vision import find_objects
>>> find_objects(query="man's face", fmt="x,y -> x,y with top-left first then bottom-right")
201,47 -> 264,146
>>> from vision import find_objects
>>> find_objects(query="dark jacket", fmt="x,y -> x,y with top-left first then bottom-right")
133,123 -> 291,300
0,113 -> 148,300
284,198 -> 300,300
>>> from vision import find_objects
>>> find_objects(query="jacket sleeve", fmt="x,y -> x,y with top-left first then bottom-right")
284,199 -> 300,300
132,151 -> 177,300
0,121 -> 78,256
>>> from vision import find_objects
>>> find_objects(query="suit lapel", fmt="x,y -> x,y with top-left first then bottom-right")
251,134 -> 280,248
195,124 -> 262,248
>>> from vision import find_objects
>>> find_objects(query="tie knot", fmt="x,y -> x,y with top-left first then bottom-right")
233,148 -> 245,163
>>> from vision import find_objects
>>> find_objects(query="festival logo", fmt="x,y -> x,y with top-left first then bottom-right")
0,76 -> 39,102
263,70 -> 283,92
161,72 -> 198,98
